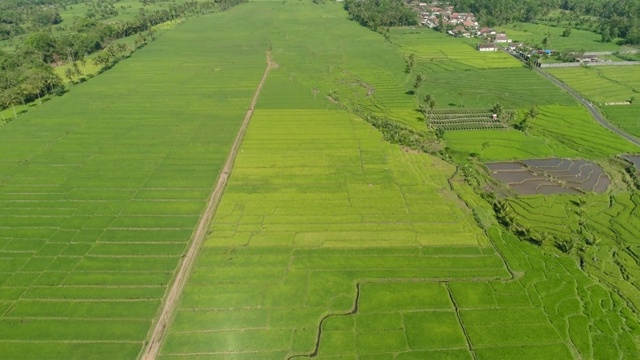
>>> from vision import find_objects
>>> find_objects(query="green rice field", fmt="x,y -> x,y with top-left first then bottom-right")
444,105 -> 638,160
546,66 -> 640,137
0,6 -> 269,358
2,1 -> 640,359
158,2 -> 640,359
388,29 -> 578,110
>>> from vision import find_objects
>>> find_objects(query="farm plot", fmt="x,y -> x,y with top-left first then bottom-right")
546,66 -> 639,104
622,155 -> 640,175
502,191 -> 640,311
486,158 -> 610,195
391,28 -> 521,69
528,105 -> 639,158
0,6 -> 269,359
413,67 -> 577,109
443,105 -> 639,161
622,155 -> 640,168
602,105 -> 640,138
426,108 -> 508,131
159,104 -> 511,358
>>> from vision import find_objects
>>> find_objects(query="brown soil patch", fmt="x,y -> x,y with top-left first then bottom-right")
486,158 -> 610,195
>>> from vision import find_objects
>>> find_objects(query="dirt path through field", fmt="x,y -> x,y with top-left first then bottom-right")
140,50 -> 276,360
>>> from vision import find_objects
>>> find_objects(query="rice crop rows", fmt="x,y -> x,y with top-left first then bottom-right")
391,29 -> 521,69
426,108 -> 508,131
0,6 -> 269,358
4,1 -> 640,358
546,66 -> 640,104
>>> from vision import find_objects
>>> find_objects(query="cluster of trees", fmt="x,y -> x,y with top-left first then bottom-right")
449,0 -> 561,26
343,0 -> 418,31
85,0 -> 120,20
361,112 -> 437,153
0,0 -> 64,40
1,0 -> 248,117
450,0 -> 640,45
1,49 -> 62,120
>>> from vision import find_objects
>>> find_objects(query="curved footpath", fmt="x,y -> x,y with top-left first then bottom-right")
140,50 -> 275,360
535,67 -> 640,147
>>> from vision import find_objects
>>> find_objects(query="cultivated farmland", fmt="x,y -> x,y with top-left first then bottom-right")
444,105 -> 638,161
426,108 -> 508,131
546,66 -> 640,104
0,6 -> 269,359
157,2 -> 640,359
486,158 -> 610,195
388,28 -> 580,110
2,1 -> 640,359
546,66 -> 640,138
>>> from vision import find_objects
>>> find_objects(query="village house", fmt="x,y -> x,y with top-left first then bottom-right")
494,33 -> 510,43
477,43 -> 497,52
414,3 -> 508,43
507,42 -> 524,50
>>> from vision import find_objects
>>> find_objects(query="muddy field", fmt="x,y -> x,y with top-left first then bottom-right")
486,158 -> 610,195
622,155 -> 640,176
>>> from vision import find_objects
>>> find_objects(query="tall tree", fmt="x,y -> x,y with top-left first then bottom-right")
0,90 -> 20,118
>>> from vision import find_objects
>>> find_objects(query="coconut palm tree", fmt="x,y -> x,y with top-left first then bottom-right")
1,90 -> 21,119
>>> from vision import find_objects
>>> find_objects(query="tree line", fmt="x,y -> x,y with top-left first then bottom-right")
1,0 -> 247,119
450,0 -> 640,45
343,0 -> 418,31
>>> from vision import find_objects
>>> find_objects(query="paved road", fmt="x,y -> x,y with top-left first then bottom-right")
535,68 -> 640,147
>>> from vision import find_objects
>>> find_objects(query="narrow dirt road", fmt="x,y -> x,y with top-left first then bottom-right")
140,50 -> 276,360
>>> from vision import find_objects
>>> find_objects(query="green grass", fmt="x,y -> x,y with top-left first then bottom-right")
496,22 -> 625,51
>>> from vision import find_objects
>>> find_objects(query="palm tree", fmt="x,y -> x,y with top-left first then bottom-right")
406,53 -> 415,73
491,103 -> 503,118
64,68 -> 75,85
526,106 -> 538,119
542,31 -> 552,48
1,90 -> 20,119
413,73 -> 424,90
72,62 -> 82,78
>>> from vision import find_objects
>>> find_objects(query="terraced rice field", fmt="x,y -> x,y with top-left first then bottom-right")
443,105 -> 638,160
0,7 -> 269,359
602,105 -> 640,138
546,66 -> 640,104
391,29 -> 521,69
546,66 -> 640,138
486,158 -> 610,195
